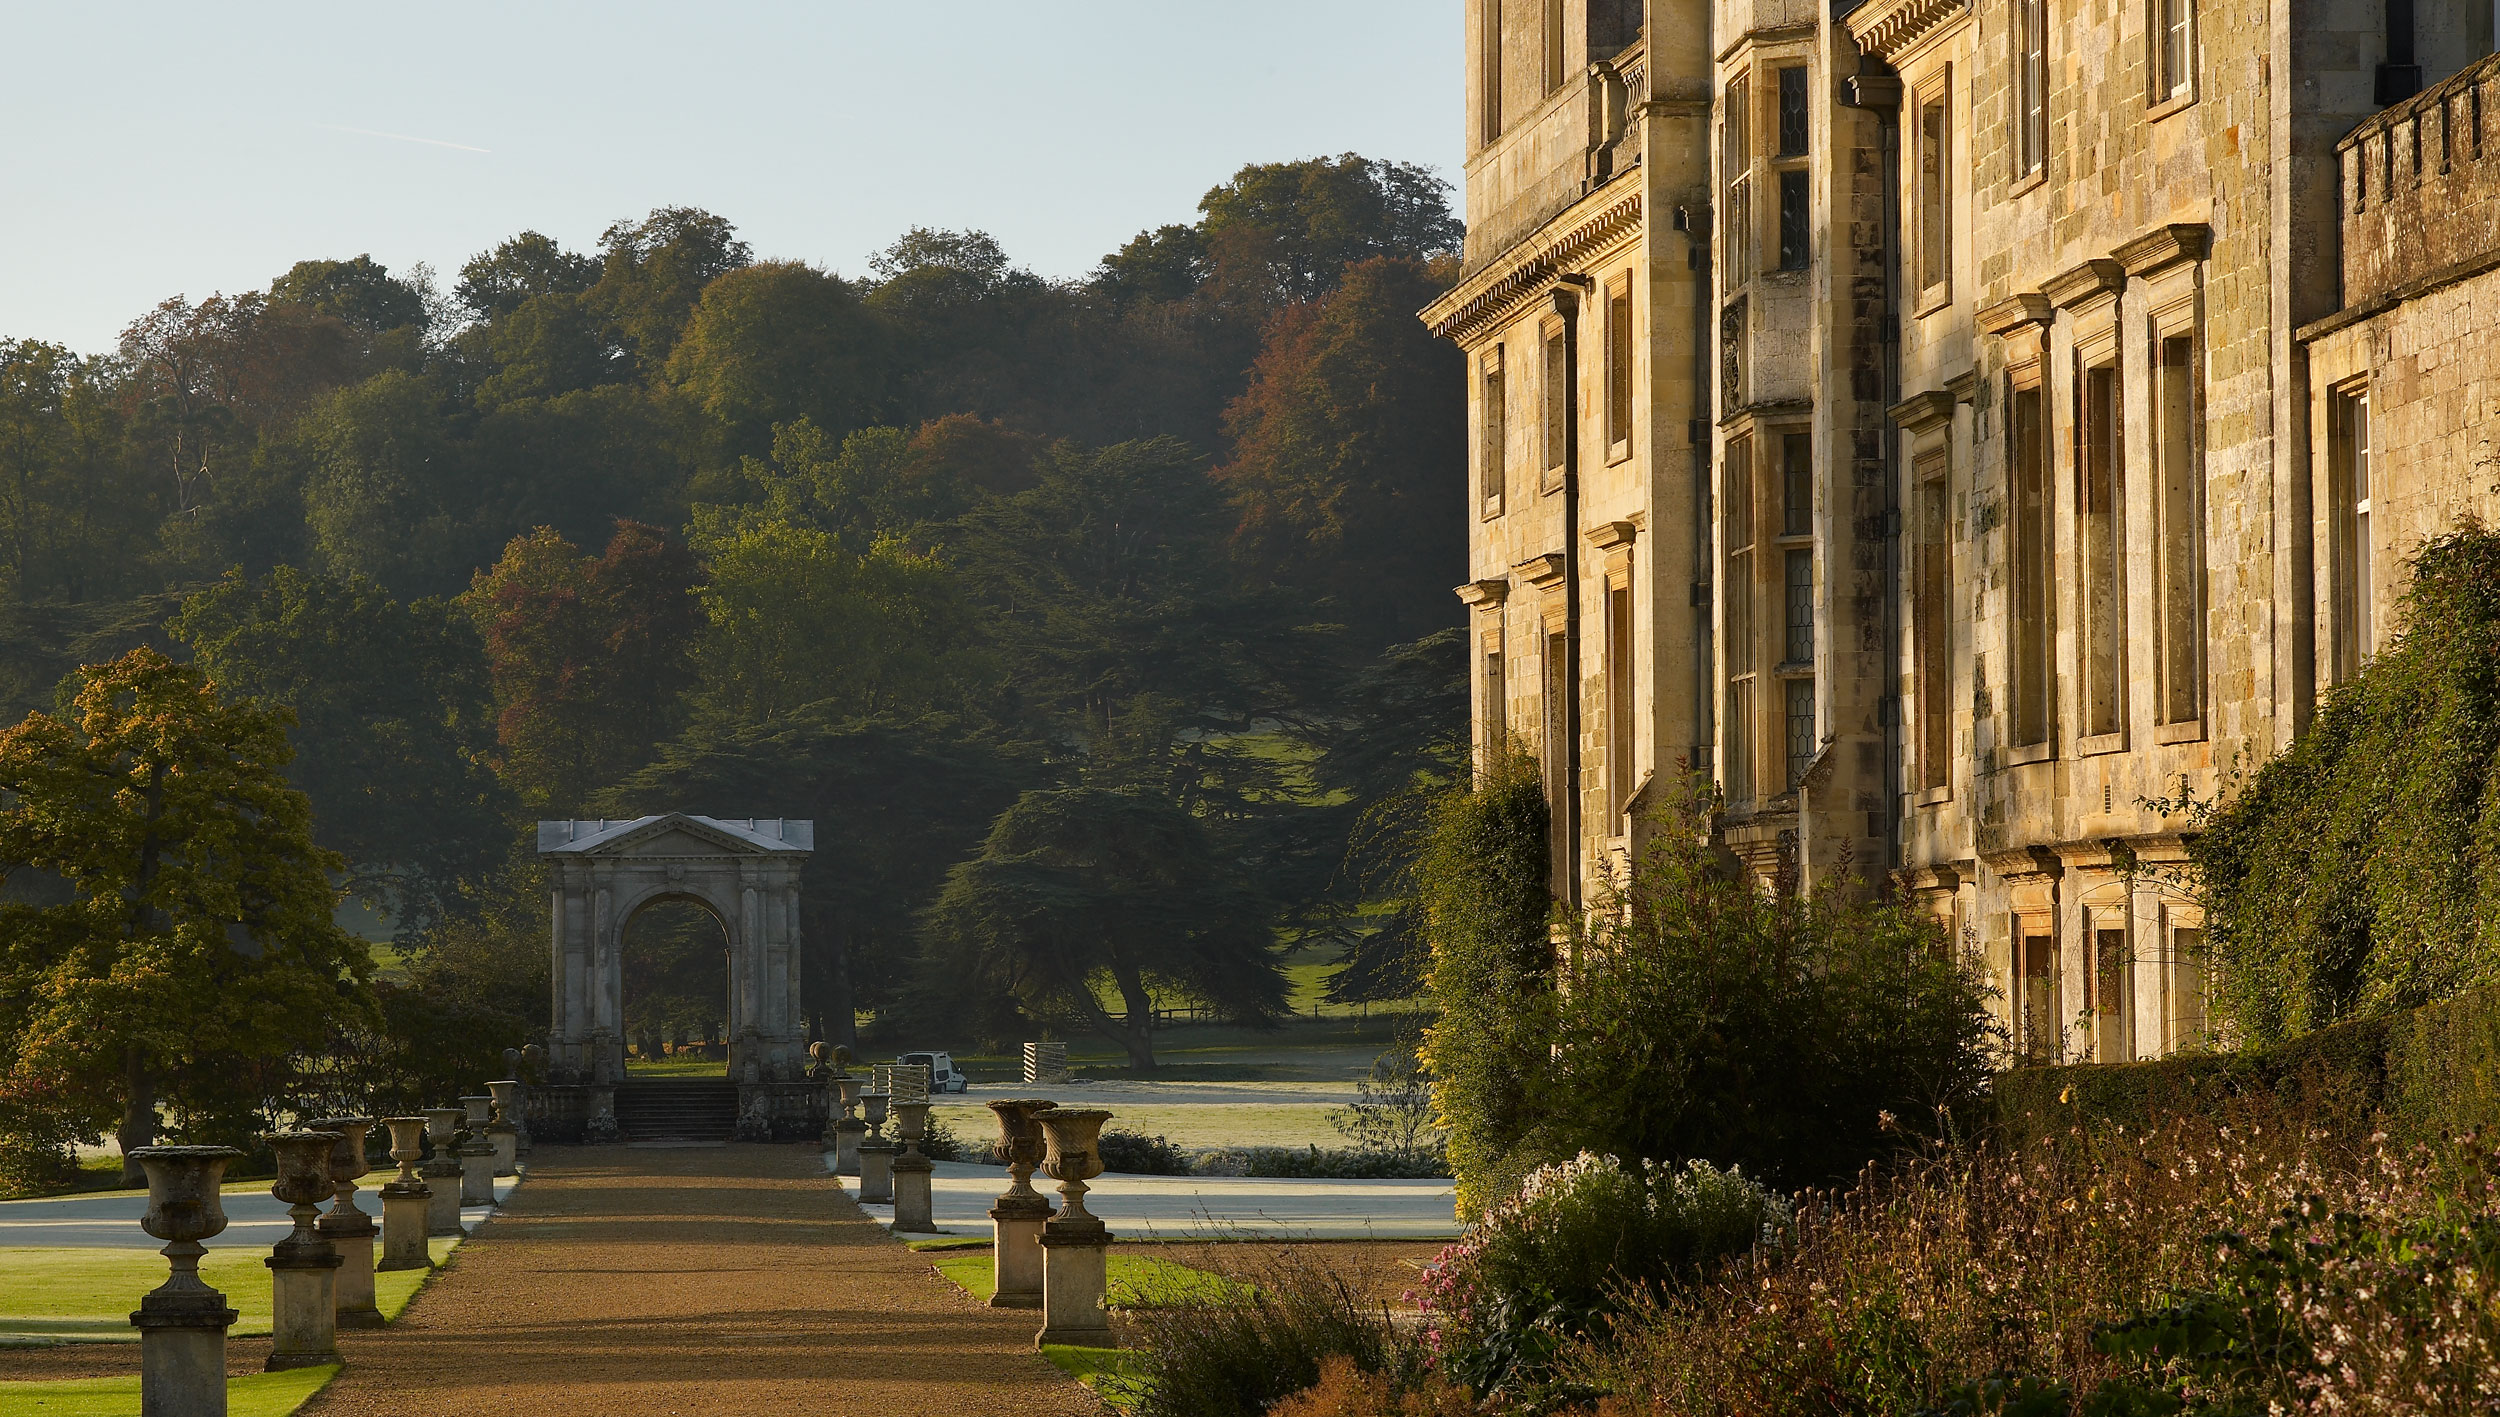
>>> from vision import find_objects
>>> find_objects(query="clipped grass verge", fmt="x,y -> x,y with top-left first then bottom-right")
927,1250 -> 1245,1308
1041,1344 -> 1148,1410
0,1362 -> 339,1416
0,1237 -> 459,1342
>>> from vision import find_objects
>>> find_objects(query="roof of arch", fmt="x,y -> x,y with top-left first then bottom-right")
536,814 -> 814,858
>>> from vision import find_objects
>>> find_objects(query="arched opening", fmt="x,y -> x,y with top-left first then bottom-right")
620,894 -> 731,1077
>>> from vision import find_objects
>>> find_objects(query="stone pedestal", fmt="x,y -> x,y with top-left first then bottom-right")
457,1137 -> 495,1207
985,1098 -> 1058,1309
307,1117 -> 381,1329
128,1145 -> 243,1417
584,1083 -> 619,1145
420,1108 -> 465,1236
892,1155 -> 935,1231
262,1131 -> 345,1371
833,1120 -> 866,1175
858,1141 -> 895,1204
486,1081 -> 521,1177
375,1117 -> 430,1272
1033,1107 -> 1115,1349
1037,1222 -> 1113,1346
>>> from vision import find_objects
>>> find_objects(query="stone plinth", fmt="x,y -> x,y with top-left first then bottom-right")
1033,1107 -> 1114,1348
420,1108 -> 465,1236
487,1081 -> 521,1177
985,1098 -> 1057,1309
127,1145 -> 243,1417
457,1136 -> 494,1207
262,1131 -> 344,1371
832,1119 -> 865,1175
858,1141 -> 895,1204
308,1117 -> 381,1329
375,1117 -> 430,1272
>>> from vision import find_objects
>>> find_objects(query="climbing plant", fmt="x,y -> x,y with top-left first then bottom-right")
2192,523 -> 2500,1044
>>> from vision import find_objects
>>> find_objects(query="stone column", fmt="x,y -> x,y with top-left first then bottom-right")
307,1117 -> 381,1329
891,1101 -> 935,1232
262,1131 -> 344,1371
376,1118 -> 432,1271
420,1108 -> 466,1236
856,1090 -> 894,1204
1033,1108 -> 1114,1348
485,1082 -> 520,1177
831,1077 -> 865,1176
128,1145 -> 243,1417
984,1099 -> 1057,1309
456,1096 -> 495,1206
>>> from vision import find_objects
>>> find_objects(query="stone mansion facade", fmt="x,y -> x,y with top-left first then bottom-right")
1424,0 -> 2500,1063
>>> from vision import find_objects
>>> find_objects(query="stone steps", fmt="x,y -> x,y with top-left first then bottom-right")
614,1080 -> 740,1143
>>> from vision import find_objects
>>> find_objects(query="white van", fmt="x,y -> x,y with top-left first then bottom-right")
898,1051 -> 970,1093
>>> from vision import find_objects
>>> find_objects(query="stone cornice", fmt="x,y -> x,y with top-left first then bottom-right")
2116,223 -> 2212,276
1981,845 -> 2063,880
1512,552 -> 1569,587
1888,389 -> 1957,431
1977,292 -> 2052,336
1421,188 -> 1645,344
1587,519 -> 1641,550
1846,0 -> 1973,63
1453,578 -> 1511,607
2044,258 -> 2128,310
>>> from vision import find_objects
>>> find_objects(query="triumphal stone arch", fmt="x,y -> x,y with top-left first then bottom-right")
539,817 -> 813,1136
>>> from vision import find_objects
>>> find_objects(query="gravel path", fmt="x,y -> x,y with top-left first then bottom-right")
299,1144 -> 1100,1417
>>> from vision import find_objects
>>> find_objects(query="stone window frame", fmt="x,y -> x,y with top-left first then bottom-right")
1913,67 -> 1954,313
1721,427 -> 1762,808
1771,61 -> 1814,273
1604,271 -> 1636,463
2012,907 -> 2060,1063
1540,314 -> 1571,495
2147,0 -> 2197,115
2069,297 -> 2130,759
1480,0 -> 1505,148
2080,885 -> 2136,1064
2143,269 -> 2206,742
1893,405 -> 1955,805
1480,624 -> 1508,765
2012,0 -> 2051,187
1542,0 -> 1568,95
2157,900 -> 2212,1055
1591,520 -> 1641,830
1479,343 -> 1508,521
1721,67 -> 1756,290
2003,328 -> 2058,764
2326,374 -> 2376,687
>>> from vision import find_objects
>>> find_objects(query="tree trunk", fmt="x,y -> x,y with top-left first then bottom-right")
1108,958 -> 1158,1073
117,1048 -> 155,1187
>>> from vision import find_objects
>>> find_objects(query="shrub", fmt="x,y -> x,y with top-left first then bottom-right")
2190,524 -> 2500,1043
1097,1128 -> 1192,1175
1197,1144 -> 1450,1180
919,1113 -> 972,1162
1534,776 -> 1996,1190
1269,1355 -> 1484,1417
1330,1040 -> 1444,1160
1573,1115 -> 2500,1416
1421,1152 -> 1786,1398
1129,1246 -> 1435,1417
1413,745 -> 1554,1218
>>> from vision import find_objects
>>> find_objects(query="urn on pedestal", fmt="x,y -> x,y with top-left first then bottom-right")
1032,1107 -> 1115,1348
984,1099 -> 1056,1309
455,1096 -> 496,1206
307,1116 -> 382,1328
376,1117 -> 433,1271
856,1090 -> 894,1203
890,1100 -> 936,1232
128,1145 -> 243,1417
262,1130 -> 345,1371
420,1107 -> 466,1236
830,1076 -> 866,1176
485,1081 -> 521,1177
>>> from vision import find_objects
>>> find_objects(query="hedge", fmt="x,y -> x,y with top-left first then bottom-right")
1994,983 -> 2500,1148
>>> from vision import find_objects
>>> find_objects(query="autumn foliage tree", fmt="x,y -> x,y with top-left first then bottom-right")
461,520 -> 701,810
0,648 -> 371,1183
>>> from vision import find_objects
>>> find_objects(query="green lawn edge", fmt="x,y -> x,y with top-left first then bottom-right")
0,1362 -> 339,1416
1,1235 -> 460,1344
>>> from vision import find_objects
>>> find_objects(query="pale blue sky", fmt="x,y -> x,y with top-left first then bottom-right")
2,2 -> 1462,356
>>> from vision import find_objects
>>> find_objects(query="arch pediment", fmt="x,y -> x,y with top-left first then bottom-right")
538,814 -> 814,858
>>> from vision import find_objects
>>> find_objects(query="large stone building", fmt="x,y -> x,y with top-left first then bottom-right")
1425,0 -> 2500,1063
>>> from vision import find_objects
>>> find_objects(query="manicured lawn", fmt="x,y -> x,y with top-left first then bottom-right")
1040,1344 -> 1148,1410
928,1249 -> 1243,1308
622,1056 -> 730,1078
0,1364 -> 338,1416
0,1238 -> 458,1342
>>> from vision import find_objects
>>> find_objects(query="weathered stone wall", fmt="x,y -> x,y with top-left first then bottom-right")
2341,53 -> 2500,307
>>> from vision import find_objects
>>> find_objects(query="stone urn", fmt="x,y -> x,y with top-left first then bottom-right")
308,1116 -> 381,1327
520,1042 -> 545,1084
1033,1108 -> 1113,1226
892,1100 -> 931,1161
861,1089 -> 889,1140
986,1099 -> 1057,1211
261,1130 -> 345,1370
128,1145 -> 244,1415
130,1145 -> 244,1319
421,1107 -> 467,1236
377,1116 -> 433,1271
